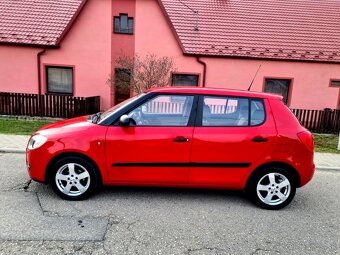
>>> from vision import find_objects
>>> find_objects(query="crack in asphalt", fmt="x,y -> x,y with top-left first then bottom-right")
3,179 -> 32,192
23,179 -> 32,191
251,247 -> 281,255
125,218 -> 142,251
0,240 -> 106,255
186,247 -> 228,254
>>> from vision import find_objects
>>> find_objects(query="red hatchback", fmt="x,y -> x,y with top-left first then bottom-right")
26,87 -> 315,209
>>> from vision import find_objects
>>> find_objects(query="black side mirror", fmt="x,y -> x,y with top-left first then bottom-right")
119,115 -> 131,127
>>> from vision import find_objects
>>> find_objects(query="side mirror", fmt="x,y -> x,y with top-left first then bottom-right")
119,115 -> 131,127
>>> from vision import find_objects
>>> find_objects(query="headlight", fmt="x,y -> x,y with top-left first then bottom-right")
27,135 -> 47,150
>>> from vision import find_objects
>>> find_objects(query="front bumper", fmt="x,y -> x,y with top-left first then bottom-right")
26,147 -> 50,183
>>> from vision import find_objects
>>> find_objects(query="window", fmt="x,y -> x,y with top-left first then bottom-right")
172,74 -> 199,86
250,99 -> 265,126
202,96 -> 265,126
330,80 -> 340,86
114,14 -> 133,34
127,95 -> 194,126
264,79 -> 291,104
114,68 -> 131,105
46,66 -> 73,94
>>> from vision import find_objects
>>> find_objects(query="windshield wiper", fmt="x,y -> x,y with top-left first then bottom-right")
91,112 -> 102,124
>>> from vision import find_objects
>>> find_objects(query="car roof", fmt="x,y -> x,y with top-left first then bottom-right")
146,87 -> 282,100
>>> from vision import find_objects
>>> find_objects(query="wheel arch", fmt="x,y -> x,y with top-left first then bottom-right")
45,152 -> 103,186
246,161 -> 301,191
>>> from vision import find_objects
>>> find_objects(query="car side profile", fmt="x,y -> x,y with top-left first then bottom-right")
26,87 -> 315,209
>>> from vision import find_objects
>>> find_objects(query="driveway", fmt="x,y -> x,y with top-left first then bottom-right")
0,153 -> 338,255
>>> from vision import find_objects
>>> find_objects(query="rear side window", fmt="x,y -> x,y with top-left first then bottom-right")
250,99 -> 265,126
201,96 -> 265,127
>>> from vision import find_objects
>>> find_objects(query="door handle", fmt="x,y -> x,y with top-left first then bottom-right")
251,136 -> 268,143
173,136 -> 190,143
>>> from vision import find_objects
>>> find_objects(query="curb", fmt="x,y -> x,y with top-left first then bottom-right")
0,148 -> 26,154
316,166 -> 340,171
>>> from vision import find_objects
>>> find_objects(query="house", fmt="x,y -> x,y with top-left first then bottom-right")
1,0 -> 340,111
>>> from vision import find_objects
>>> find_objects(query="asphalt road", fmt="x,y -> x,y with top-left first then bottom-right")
0,153 -> 338,255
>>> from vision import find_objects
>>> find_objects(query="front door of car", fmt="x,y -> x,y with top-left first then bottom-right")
106,94 -> 197,184
189,95 -> 277,187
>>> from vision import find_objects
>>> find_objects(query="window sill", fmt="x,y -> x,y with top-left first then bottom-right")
113,31 -> 134,35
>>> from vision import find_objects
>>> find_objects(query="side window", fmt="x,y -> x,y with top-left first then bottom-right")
202,96 -> 249,126
250,99 -> 265,126
127,95 -> 194,126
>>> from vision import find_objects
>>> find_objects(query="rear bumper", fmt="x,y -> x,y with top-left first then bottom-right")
297,161 -> 315,187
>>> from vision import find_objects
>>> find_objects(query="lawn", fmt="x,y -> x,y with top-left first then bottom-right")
0,119 -> 55,135
313,133 -> 339,153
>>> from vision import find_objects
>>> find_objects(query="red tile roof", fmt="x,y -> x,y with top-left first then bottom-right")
160,0 -> 340,63
0,0 -> 87,47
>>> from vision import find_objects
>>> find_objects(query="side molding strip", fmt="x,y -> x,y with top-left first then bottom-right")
112,162 -> 251,168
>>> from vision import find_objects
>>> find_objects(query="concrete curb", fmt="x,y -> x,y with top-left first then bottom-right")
0,148 -> 25,154
316,166 -> 340,171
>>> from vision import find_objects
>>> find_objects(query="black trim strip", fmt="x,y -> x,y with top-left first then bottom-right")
112,162 -> 251,168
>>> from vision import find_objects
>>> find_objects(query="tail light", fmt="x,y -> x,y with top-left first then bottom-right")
297,131 -> 314,152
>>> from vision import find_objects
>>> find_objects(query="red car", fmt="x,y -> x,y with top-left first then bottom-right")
26,87 -> 315,209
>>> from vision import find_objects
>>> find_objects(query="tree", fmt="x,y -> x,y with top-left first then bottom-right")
107,53 -> 176,94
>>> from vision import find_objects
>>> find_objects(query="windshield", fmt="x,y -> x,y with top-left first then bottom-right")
98,93 -> 145,124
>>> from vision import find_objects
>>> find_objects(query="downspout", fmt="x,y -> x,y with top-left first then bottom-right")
37,48 -> 46,116
37,48 -> 46,95
196,56 -> 207,87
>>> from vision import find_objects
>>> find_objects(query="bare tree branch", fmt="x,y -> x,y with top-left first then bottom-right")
107,53 -> 176,95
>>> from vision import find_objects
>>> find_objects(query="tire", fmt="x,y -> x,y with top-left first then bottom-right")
247,167 -> 296,210
50,156 -> 99,200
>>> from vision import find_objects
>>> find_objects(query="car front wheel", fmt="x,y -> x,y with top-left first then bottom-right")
50,156 -> 99,200
247,167 -> 296,210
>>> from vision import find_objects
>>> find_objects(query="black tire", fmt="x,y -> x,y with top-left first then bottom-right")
50,156 -> 99,200
246,167 -> 296,210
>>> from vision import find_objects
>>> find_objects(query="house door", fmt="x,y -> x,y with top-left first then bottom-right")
114,68 -> 131,105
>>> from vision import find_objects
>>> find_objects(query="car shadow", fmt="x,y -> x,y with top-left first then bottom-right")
97,185 -> 252,206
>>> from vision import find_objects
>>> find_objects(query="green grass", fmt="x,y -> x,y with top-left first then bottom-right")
0,119 -> 55,135
313,133 -> 339,153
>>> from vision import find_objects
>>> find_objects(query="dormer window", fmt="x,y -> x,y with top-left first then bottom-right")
114,14 -> 133,34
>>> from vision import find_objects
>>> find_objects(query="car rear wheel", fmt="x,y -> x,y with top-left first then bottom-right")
247,167 -> 296,210
50,156 -> 99,200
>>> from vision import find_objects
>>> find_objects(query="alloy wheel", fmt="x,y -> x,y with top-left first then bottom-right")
55,163 -> 91,197
256,172 -> 291,206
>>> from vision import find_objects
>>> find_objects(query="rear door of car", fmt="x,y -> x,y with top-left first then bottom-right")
189,95 -> 277,188
105,93 -> 198,184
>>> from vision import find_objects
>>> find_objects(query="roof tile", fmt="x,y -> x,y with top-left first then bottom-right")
0,0 -> 86,46
160,0 -> 340,63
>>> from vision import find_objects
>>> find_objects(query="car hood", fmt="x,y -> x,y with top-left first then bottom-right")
35,116 -> 96,136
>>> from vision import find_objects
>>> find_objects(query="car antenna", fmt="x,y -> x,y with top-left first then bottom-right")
247,65 -> 261,91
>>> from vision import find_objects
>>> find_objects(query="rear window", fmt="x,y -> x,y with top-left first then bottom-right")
202,96 -> 265,127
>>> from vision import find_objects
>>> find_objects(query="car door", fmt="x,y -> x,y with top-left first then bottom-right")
105,94 -> 197,184
189,95 -> 277,188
